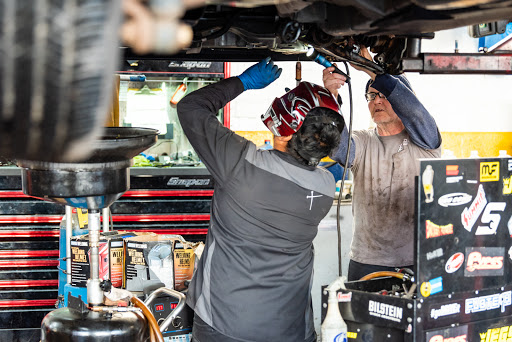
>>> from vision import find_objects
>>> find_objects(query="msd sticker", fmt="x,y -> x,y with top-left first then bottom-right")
445,253 -> 464,273
465,247 -> 504,277
426,325 -> 468,342
480,161 -> 500,182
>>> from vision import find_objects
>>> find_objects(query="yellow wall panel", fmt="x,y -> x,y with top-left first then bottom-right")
235,130 -> 512,159
441,132 -> 512,158
235,131 -> 273,148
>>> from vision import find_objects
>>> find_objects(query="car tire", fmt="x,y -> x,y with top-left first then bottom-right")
0,0 -> 122,162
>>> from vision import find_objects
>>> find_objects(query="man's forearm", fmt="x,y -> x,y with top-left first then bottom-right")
372,74 -> 441,150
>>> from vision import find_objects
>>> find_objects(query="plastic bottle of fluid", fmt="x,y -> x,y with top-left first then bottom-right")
441,149 -> 456,159
258,140 -> 273,150
422,165 -> 434,203
321,278 -> 348,342
498,150 -> 511,157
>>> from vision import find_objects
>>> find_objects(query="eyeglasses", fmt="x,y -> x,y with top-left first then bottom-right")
365,92 -> 386,102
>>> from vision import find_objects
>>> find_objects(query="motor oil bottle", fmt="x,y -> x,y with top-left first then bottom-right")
170,78 -> 188,105
321,287 -> 347,342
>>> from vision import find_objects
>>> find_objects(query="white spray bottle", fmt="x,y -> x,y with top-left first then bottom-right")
321,277 -> 348,342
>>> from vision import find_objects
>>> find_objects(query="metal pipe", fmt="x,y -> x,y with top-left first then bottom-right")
102,207 -> 110,233
144,287 -> 186,332
65,205 -> 73,284
87,209 -> 103,305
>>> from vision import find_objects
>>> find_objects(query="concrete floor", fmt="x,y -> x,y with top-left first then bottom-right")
312,202 -> 353,335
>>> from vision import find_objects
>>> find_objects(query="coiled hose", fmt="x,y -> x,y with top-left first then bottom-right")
130,296 -> 164,342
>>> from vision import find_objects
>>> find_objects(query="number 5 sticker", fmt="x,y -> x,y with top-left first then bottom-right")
475,202 -> 507,235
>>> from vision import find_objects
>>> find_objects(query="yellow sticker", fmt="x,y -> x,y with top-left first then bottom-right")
503,176 -> 512,195
76,208 -> 88,228
347,332 -> 357,339
480,162 -> 500,182
420,281 -> 431,297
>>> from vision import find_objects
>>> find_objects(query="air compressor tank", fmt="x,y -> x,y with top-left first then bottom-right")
41,307 -> 148,342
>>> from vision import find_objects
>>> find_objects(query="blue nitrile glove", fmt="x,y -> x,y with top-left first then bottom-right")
238,57 -> 282,90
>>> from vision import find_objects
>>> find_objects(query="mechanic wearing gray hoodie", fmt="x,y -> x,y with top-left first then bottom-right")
178,58 -> 345,342
323,47 -> 442,281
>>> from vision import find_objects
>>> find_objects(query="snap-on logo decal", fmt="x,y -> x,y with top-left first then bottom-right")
445,253 -> 464,273
474,202 -> 506,235
167,177 -> 211,187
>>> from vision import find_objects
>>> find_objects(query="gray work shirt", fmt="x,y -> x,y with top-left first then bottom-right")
177,77 -> 335,342
351,129 -> 440,266
332,73 -> 442,267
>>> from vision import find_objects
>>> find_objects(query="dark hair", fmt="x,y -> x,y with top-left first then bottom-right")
287,107 -> 344,166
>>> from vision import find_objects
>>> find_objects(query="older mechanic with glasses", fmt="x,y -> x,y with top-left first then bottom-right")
322,46 -> 442,281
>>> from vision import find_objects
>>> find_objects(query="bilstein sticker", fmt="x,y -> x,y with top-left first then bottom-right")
368,300 -> 403,322
480,161 -> 500,182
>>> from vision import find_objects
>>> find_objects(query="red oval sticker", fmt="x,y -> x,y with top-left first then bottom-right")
445,252 -> 464,273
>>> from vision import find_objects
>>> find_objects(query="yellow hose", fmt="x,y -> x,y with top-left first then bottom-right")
130,296 -> 164,342
359,271 -> 405,281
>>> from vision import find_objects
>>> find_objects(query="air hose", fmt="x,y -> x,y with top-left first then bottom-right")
359,271 -> 406,281
130,296 -> 164,342
336,61 -> 353,277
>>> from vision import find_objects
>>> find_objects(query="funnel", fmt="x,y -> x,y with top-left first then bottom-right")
18,127 -> 158,210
